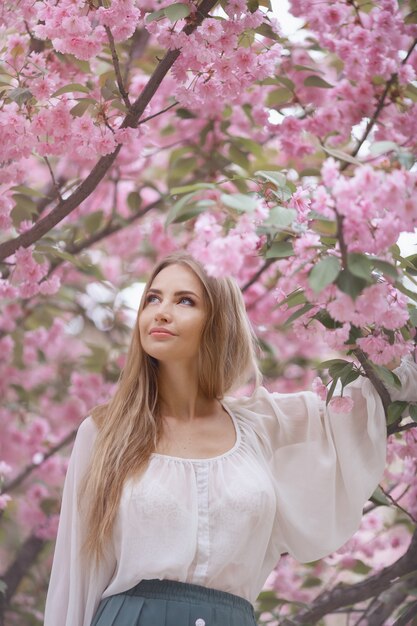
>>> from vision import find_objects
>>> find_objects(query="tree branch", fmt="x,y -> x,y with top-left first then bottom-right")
392,598 -> 417,626
283,527 -> 417,624
367,575 -> 417,626
341,36 -> 417,169
242,258 -> 275,292
0,428 -> 77,497
0,533 -> 46,619
354,347 -> 391,414
0,0 -> 219,262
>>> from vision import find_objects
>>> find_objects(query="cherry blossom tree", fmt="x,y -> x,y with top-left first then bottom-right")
0,0 -> 417,624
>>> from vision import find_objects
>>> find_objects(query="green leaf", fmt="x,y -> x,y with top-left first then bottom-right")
347,253 -> 373,281
255,169 -> 287,188
402,254 -> 417,276
176,107 -> 197,119
84,210 -> 104,234
319,358 -> 349,370
145,8 -> 165,22
11,185 -> 45,198
256,590 -> 281,613
264,205 -> 296,228
396,282 -> 417,303
371,259 -> 398,280
329,362 -> 353,380
281,290 -> 306,308
232,137 -> 262,160
83,343 -> 109,373
266,241 -> 294,258
284,303 -> 314,326
164,192 -> 215,226
321,146 -> 361,166
293,64 -> 324,74
266,87 -> 292,106
405,82 -> 417,102
70,98 -> 96,117
387,401 -> 408,425
370,485 -> 391,506
409,306 -> 417,326
341,369 -> 360,387
300,167 -> 321,177
255,22 -> 281,40
171,182 -> 215,195
371,363 -> 402,390
309,256 -> 341,293
11,194 -> 38,226
229,144 -> 250,170
8,87 -> 33,105
304,75 -> 334,89
168,156 -> 196,183
301,576 -> 322,588
221,193 -> 257,212
409,404 -> 417,423
274,76 -> 295,90
127,191 -> 141,212
52,83 -> 90,97
405,9 -> 417,23
326,376 -> 339,405
164,3 -> 190,22
369,141 -> 399,156
352,560 -> 372,575
314,309 -> 338,329
336,269 -> 368,299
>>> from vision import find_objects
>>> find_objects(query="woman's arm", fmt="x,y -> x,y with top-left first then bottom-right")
44,417 -> 116,626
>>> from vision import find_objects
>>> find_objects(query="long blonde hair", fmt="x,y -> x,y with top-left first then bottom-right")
81,252 -> 261,562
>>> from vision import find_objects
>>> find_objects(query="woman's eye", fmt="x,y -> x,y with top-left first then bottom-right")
145,294 -> 159,304
179,297 -> 194,305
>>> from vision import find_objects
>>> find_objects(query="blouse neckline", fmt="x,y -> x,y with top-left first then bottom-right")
150,402 -> 241,463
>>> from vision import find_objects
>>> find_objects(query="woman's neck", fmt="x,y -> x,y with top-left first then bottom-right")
157,362 -> 215,421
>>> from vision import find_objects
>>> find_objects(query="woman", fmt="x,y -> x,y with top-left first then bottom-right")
44,252 -> 417,626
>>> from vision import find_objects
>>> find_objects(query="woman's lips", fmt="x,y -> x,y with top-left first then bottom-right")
149,328 -> 176,336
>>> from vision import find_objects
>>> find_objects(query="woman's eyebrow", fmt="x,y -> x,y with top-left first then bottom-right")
147,288 -> 200,299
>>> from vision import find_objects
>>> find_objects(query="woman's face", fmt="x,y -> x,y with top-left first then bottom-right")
139,264 -> 207,365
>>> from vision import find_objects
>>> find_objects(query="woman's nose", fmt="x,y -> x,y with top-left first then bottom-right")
154,303 -> 172,322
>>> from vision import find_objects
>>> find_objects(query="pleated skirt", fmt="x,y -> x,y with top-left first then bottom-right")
90,579 -> 258,626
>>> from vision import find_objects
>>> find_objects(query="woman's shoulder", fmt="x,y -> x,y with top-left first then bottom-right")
73,414 -> 99,453
224,385 -> 314,412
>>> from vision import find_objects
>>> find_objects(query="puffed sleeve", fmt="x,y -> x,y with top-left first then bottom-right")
44,417 -> 116,626
229,356 -> 417,563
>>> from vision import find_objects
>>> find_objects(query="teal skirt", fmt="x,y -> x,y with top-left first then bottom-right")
91,579 -> 257,626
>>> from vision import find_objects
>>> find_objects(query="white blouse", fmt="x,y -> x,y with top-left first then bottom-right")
44,358 -> 417,626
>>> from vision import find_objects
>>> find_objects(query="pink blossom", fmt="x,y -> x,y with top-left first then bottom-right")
0,494 -> 12,511
329,395 -> 354,414
39,275 -> 61,295
0,461 -> 12,477
312,376 -> 327,401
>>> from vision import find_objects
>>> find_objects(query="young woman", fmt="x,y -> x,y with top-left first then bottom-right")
44,252 -> 417,626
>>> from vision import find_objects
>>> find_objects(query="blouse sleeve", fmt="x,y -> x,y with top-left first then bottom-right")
44,417 -> 116,626
231,356 -> 417,563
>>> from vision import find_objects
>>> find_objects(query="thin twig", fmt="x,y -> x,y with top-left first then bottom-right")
43,156 -> 63,202
138,101 -> 179,126
242,258 -> 275,292
342,36 -> 417,169
104,24 -> 131,110
378,484 -> 417,523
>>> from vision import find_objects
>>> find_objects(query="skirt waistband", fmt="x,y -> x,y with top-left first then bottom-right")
125,579 -> 254,614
